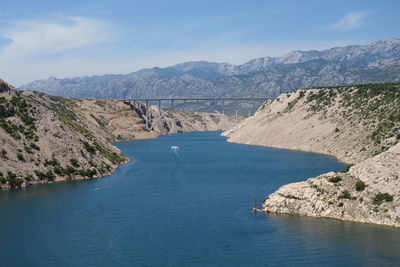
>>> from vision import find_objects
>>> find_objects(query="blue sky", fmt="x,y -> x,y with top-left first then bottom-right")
0,0 -> 399,85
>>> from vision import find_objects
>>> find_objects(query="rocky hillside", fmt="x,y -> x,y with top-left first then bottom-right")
224,83 -> 400,164
0,80 -> 233,190
224,83 -> 400,226
20,39 -> 400,103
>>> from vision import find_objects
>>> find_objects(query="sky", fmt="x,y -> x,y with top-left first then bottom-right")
0,0 -> 399,86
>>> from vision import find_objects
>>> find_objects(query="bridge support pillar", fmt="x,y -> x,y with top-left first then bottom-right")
235,110 -> 238,130
171,99 -> 174,109
158,99 -> 162,115
146,100 -> 149,130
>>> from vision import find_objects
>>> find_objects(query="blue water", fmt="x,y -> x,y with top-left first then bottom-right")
0,132 -> 399,266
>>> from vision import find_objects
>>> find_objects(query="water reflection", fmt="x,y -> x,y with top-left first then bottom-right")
0,179 -> 95,203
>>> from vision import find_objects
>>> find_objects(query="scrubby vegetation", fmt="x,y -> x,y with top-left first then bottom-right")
355,180 -> 366,191
1,149 -> 7,159
338,190 -> 351,200
70,158 -> 79,167
16,153 -> 25,161
93,142 -> 126,164
328,176 -> 342,183
44,158 -> 60,167
0,93 -> 39,142
35,170 -> 55,181
306,83 -> 400,148
340,165 -> 353,173
373,193 -> 394,205
279,83 -> 400,159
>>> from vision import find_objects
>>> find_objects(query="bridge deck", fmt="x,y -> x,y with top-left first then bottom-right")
125,97 -> 274,101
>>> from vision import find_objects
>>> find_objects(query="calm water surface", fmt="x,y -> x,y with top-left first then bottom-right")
0,132 -> 399,266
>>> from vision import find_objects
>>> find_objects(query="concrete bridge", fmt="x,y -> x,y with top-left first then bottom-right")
125,97 -> 274,112
122,97 -> 274,131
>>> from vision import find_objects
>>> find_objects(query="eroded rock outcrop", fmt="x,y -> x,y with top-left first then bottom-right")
264,143 -> 400,227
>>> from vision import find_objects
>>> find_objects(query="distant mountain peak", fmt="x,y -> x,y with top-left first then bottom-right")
19,38 -> 400,102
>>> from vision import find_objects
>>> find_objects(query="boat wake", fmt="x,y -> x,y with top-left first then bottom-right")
170,146 -> 185,162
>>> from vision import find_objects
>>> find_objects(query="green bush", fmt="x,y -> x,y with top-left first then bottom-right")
355,180 -> 366,191
24,174 -> 33,181
35,170 -> 55,181
5,171 -> 23,187
19,113 -> 35,125
30,143 -> 40,150
44,158 -> 59,167
63,166 -> 76,176
24,146 -> 33,154
53,167 -> 64,176
338,190 -> 351,200
7,171 -> 16,180
78,169 -> 97,178
328,176 -> 342,183
17,153 -> 25,161
69,158 -> 80,167
82,141 -> 96,154
8,177 -> 23,187
373,193 -> 394,205
340,165 -> 353,173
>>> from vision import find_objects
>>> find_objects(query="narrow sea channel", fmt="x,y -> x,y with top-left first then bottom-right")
0,132 -> 399,266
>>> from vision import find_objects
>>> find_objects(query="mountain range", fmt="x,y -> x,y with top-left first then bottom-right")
20,39 -> 400,102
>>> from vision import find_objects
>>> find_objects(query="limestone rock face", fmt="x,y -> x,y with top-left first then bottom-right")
264,143 -> 400,227
224,84 -> 400,164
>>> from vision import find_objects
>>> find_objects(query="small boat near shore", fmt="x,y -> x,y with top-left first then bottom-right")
252,198 -> 273,213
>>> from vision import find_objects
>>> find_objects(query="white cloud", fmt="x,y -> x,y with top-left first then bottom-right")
326,12 -> 367,31
0,16 -> 113,60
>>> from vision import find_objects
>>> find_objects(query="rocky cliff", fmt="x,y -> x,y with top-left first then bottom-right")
224,83 -> 400,226
0,80 -> 233,190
